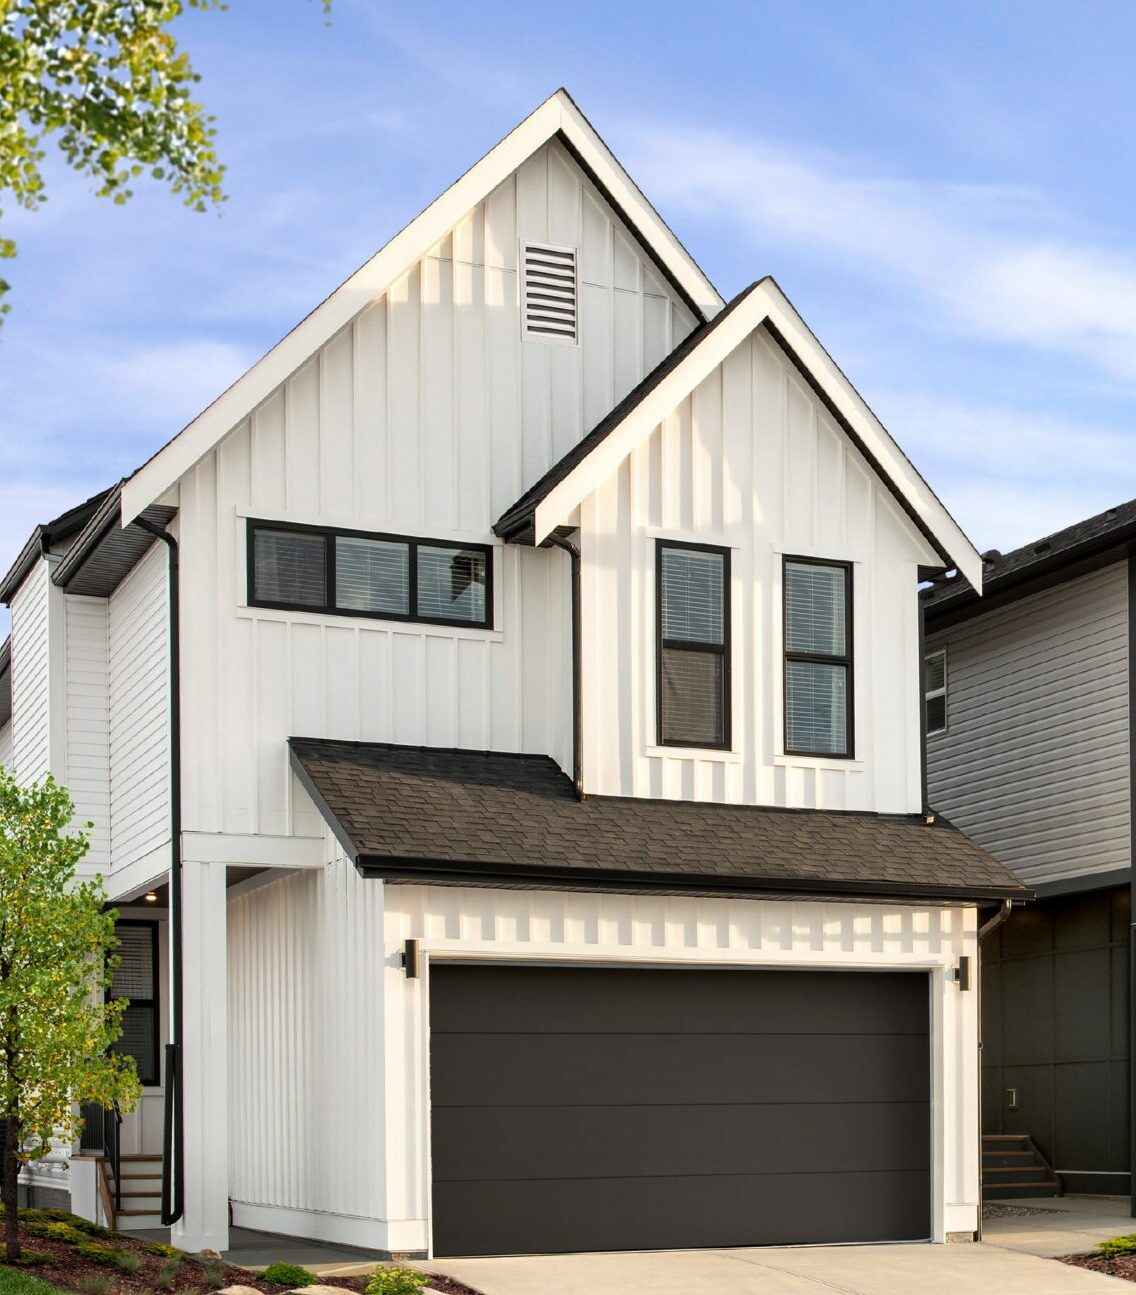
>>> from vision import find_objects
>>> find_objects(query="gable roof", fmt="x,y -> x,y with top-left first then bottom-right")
290,737 -> 1028,903
496,277 -> 983,591
120,88 -> 724,526
923,495 -> 1136,628
0,487 -> 113,605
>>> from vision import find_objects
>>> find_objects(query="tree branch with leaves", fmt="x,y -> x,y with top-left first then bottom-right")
0,768 -> 140,1261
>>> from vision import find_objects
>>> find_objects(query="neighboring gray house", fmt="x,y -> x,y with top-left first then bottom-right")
924,503 -> 1135,1199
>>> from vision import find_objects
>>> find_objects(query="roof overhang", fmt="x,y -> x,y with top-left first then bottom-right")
0,488 -> 113,605
496,278 -> 983,590
52,483 -> 176,597
120,88 -> 724,526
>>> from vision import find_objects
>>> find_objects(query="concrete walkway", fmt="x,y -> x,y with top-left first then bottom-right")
424,1238 -> 1128,1295
984,1195 -> 1132,1259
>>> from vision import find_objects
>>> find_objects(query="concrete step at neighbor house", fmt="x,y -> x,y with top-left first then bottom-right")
982,1134 -> 1062,1199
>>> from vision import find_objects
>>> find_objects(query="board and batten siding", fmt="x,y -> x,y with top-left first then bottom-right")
927,561 -> 1130,887
64,595 -> 111,872
108,543 -> 170,870
580,325 -> 938,813
225,852 -> 980,1251
176,137 -> 695,838
9,560 -> 53,783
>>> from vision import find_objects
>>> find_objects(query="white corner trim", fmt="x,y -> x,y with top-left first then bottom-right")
120,90 -> 722,524
533,280 -> 983,589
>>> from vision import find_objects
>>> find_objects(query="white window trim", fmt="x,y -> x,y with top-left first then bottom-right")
925,647 -> 948,736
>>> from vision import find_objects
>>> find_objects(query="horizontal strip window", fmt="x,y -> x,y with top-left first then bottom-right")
657,540 -> 731,749
247,520 -> 493,630
783,556 -> 853,758
108,921 -> 160,1087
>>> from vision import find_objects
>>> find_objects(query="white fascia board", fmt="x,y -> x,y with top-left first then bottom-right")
121,90 -> 723,525
533,278 -> 983,591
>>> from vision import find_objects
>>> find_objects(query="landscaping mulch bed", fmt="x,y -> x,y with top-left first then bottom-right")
983,1202 -> 1065,1219
0,1210 -> 478,1295
1060,1253 -> 1136,1283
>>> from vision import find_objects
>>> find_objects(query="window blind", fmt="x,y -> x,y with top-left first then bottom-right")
417,547 -> 487,622
658,543 -> 729,748
109,925 -> 158,1087
336,536 -> 409,615
253,529 -> 326,607
783,559 -> 851,756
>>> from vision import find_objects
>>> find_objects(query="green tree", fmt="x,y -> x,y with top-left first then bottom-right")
0,0 -> 327,321
0,768 -> 140,1262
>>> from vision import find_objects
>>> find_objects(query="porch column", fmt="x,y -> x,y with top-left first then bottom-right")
174,858 -> 229,1252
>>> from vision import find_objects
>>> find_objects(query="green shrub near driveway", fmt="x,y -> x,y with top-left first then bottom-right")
71,1243 -> 134,1270
1098,1234 -> 1136,1257
20,1223 -> 88,1246
366,1265 -> 430,1295
261,1261 -> 319,1287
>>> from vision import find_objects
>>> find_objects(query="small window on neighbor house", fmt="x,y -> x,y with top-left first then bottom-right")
108,923 -> 159,1087
925,649 -> 947,735
521,241 -> 578,343
783,558 -> 853,758
248,521 -> 492,629
657,541 -> 730,749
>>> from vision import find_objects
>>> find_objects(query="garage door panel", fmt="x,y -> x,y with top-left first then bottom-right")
433,1169 -> 931,1256
431,1031 -> 930,1107
432,1100 -> 931,1182
431,965 -> 929,1036
430,965 -> 930,1255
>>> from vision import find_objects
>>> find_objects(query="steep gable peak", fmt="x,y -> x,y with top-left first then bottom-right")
121,88 -> 723,525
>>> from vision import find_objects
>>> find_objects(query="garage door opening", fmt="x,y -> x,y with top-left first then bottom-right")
429,963 -> 931,1256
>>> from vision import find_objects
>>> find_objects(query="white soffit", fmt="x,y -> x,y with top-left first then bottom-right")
120,89 -> 723,525
532,278 -> 983,591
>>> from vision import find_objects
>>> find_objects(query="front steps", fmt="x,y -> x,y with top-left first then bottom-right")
982,1134 -> 1062,1199
115,1154 -> 164,1229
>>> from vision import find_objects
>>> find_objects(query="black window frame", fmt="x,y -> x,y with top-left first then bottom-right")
107,919 -> 160,1088
924,647 -> 948,736
782,555 -> 855,759
655,538 -> 732,751
246,519 -> 495,631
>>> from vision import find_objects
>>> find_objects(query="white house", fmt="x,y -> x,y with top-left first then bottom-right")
0,89 -> 1024,1259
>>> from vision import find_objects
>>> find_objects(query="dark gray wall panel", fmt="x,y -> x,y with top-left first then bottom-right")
430,964 -> 930,1256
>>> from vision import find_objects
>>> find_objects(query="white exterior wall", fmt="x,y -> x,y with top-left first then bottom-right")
581,327 -> 938,812
64,596 -> 111,872
226,856 -> 980,1252
0,720 -> 11,769
9,560 -> 55,783
927,562 -> 1130,887
175,138 -> 695,841
108,542 -> 170,872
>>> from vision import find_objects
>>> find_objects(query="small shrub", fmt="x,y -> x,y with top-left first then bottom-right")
23,1220 -> 90,1244
116,1253 -> 143,1275
77,1274 -> 116,1295
366,1266 -> 430,1295
261,1261 -> 319,1287
156,1257 -> 183,1290
148,1242 -> 187,1258
203,1259 -> 226,1290
1099,1234 -> 1136,1257
74,1242 -> 133,1268
0,1250 -> 50,1267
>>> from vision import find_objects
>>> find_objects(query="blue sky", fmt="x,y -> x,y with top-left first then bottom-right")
5,0 -> 1136,618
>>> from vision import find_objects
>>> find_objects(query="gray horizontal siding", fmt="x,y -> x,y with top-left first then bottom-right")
927,562 -> 1130,887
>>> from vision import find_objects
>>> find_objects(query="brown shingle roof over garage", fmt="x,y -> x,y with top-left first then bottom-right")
289,738 -> 1028,903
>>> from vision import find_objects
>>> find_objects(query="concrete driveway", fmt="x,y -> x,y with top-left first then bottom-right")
984,1196 -> 1134,1259
424,1238 -> 1126,1295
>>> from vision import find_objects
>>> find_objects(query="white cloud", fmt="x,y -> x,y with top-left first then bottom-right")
626,125 -> 1136,382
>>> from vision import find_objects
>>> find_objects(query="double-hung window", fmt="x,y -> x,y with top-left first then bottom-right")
783,557 -> 853,757
108,922 -> 160,1087
248,521 -> 493,629
657,540 -> 731,748
924,649 -> 947,735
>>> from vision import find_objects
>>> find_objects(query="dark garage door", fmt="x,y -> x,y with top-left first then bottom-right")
430,964 -> 930,1256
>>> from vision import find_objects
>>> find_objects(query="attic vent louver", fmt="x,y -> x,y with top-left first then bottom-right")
522,241 -> 578,344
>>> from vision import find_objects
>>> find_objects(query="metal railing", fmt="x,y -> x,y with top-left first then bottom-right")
79,1103 -> 122,1213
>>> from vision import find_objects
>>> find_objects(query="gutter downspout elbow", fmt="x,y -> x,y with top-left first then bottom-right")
132,516 -> 184,1229
547,534 -> 583,800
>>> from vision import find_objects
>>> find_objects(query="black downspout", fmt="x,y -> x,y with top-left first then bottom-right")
133,517 -> 184,1228
547,534 -> 583,800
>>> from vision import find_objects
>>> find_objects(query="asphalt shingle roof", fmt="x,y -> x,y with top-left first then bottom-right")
290,738 -> 1027,902
923,495 -> 1136,621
